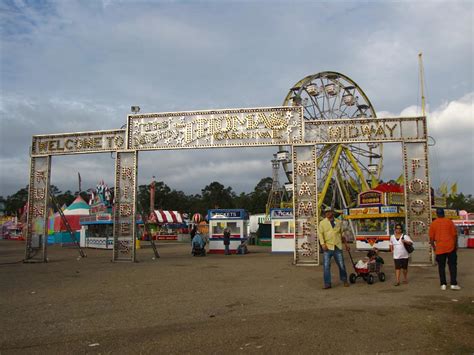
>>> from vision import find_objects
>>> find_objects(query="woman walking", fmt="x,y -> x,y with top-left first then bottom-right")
389,224 -> 414,286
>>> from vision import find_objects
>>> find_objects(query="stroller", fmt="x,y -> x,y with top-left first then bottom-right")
347,249 -> 385,285
192,241 -> 206,257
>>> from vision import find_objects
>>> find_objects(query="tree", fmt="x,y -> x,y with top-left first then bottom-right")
201,182 -> 235,210
447,193 -> 474,212
248,177 -> 273,213
4,186 -> 29,216
137,184 -> 151,217
55,190 -> 75,209
154,181 -> 171,210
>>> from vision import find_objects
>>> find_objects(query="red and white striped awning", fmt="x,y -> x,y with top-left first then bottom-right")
150,210 -> 184,224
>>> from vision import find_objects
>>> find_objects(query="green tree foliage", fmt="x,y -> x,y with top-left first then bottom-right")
2,185 -> 89,215
3,186 -> 29,215
137,184 -> 151,216
248,177 -> 273,214
447,193 -> 474,212
3,177 -> 275,218
201,181 -> 236,210
55,190 -> 76,209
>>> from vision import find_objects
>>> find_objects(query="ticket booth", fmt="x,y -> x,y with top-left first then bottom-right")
270,208 -> 295,253
208,209 -> 249,254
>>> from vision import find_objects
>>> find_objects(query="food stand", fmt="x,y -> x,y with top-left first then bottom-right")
270,208 -> 294,253
343,190 -> 405,250
344,187 -> 459,251
208,209 -> 249,254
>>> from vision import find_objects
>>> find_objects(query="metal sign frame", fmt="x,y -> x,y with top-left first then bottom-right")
24,106 -> 431,265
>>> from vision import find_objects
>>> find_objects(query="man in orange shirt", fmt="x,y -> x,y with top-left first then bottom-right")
429,208 -> 461,290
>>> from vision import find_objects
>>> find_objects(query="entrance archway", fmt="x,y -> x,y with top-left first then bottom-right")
25,107 -> 432,265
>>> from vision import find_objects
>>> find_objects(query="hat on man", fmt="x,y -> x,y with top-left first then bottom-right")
324,207 -> 334,213
436,208 -> 445,217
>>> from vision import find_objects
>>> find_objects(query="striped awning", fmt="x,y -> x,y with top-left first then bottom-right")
150,210 -> 184,224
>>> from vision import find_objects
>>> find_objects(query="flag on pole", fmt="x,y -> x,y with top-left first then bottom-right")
450,183 -> 458,197
440,182 -> 448,196
395,173 -> 404,185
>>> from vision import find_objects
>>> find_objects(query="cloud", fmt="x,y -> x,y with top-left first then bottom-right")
378,92 -> 474,193
0,0 -> 472,197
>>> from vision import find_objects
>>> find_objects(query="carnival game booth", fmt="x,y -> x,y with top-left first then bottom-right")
80,206 -> 114,249
344,184 -> 459,251
80,181 -> 145,249
148,210 -> 186,241
208,209 -> 249,254
53,196 -> 90,244
270,208 -> 295,253
80,212 -> 144,249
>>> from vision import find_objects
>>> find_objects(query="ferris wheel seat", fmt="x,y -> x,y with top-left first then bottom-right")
306,84 -> 320,96
325,84 -> 338,96
343,94 -> 355,106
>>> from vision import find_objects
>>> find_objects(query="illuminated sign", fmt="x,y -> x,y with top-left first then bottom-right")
305,117 -> 427,144
127,107 -> 303,150
359,190 -> 383,205
31,130 -> 126,156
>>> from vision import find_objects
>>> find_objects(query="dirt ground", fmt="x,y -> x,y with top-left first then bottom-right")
0,240 -> 473,354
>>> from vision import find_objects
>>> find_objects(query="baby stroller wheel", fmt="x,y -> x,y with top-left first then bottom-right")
378,272 -> 386,282
367,274 -> 375,285
349,273 -> 357,284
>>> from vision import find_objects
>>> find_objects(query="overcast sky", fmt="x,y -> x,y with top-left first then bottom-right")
1,0 -> 473,198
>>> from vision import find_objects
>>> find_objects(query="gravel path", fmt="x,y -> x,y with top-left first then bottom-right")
1,240 -> 473,354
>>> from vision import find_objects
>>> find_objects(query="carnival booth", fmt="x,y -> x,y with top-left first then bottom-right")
344,183 -> 459,250
270,208 -> 295,253
53,196 -> 90,244
80,181 -> 115,249
148,210 -> 186,240
452,211 -> 474,248
1,218 -> 24,240
208,209 -> 249,254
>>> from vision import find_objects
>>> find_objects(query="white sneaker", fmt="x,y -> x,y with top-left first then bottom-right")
450,285 -> 461,290
440,285 -> 447,290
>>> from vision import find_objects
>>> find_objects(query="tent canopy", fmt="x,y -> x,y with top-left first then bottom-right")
54,196 -> 90,231
149,210 -> 184,224
63,196 -> 90,215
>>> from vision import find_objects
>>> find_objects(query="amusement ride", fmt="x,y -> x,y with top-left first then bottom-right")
275,71 -> 383,213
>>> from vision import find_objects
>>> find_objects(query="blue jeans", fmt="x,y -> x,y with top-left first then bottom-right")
224,244 -> 230,255
323,247 -> 348,286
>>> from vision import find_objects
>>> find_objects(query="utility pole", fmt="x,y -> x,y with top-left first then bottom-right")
418,52 -> 426,117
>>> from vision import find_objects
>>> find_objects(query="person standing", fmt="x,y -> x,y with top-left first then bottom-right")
318,208 -> 349,289
429,208 -> 461,290
190,225 -> 197,243
389,224 -> 413,286
223,228 -> 231,255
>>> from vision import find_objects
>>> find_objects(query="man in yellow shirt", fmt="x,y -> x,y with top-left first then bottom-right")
318,207 -> 350,289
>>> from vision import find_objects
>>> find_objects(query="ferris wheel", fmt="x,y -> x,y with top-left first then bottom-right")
281,71 -> 383,210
